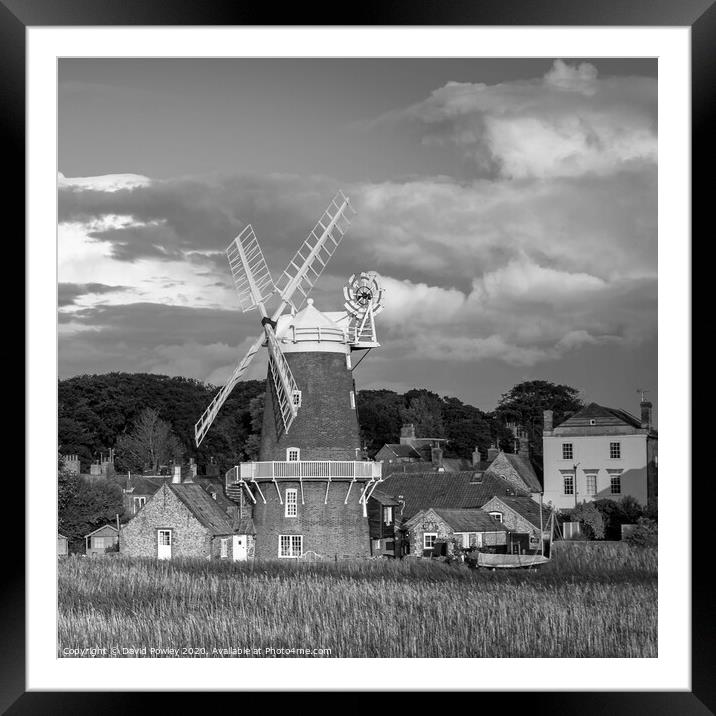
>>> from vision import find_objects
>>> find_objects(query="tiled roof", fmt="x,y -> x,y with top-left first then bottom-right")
378,471 -> 519,522
380,444 -> 422,459
485,495 -> 548,530
193,477 -> 235,510
557,402 -> 643,429
84,524 -> 119,538
433,508 -> 509,533
168,484 -> 235,535
370,489 -> 401,506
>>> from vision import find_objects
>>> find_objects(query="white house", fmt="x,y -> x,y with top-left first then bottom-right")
542,400 -> 657,512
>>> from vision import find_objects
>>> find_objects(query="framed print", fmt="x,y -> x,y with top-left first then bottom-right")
7,0 -> 708,710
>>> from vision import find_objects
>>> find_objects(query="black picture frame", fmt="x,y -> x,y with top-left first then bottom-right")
7,0 -> 707,711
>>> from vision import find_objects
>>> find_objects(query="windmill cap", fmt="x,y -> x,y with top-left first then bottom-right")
275,300 -> 350,355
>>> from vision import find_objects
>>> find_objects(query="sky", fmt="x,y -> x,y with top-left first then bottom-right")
57,58 -> 658,422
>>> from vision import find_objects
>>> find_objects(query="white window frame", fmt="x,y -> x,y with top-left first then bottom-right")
285,488 -> 298,517
278,534 -> 303,558
292,390 -> 302,408
220,537 -> 229,558
158,529 -> 172,546
349,390 -> 356,409
286,447 -> 300,462
563,474 -> 574,495
489,511 -> 503,523
423,533 -> 438,550
133,496 -> 146,513
610,474 -> 622,495
609,441 -> 621,459
562,443 -> 574,460
585,473 -> 598,496
383,506 -> 393,526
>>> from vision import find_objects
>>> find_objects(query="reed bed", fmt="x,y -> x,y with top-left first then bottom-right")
58,541 -> 657,658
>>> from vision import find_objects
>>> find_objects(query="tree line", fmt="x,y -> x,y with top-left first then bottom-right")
59,372 -> 583,476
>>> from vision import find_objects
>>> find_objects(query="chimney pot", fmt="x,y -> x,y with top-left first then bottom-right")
172,465 -> 182,484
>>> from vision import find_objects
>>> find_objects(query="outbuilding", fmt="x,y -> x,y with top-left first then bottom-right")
84,524 -> 119,556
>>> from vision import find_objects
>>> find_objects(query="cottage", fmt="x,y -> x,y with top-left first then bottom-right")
376,470 -> 524,524
403,508 -> 508,557
542,400 -> 658,511
121,482 -> 254,560
57,533 -> 68,557
480,495 -> 551,555
367,489 -> 403,557
84,524 -> 119,556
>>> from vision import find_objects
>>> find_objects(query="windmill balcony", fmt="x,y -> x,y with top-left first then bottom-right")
226,460 -> 382,488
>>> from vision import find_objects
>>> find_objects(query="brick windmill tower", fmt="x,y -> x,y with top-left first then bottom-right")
195,192 -> 384,560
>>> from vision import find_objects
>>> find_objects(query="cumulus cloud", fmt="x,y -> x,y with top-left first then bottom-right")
57,61 -> 657,381
372,60 -> 657,179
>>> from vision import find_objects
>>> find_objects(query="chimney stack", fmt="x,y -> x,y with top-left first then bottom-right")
172,464 -> 182,484
487,444 -> 499,462
472,447 -> 483,466
399,424 -> 416,445
431,446 -> 443,468
640,401 -> 653,430
543,409 -> 554,433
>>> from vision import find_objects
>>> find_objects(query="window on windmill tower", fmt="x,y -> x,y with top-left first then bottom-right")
383,506 -> 393,525
286,447 -> 300,462
285,488 -> 298,517
279,534 -> 303,558
292,390 -> 302,408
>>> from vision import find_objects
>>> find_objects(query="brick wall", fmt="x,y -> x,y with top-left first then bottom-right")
259,351 -> 361,461
121,484 -> 213,559
251,479 -> 371,559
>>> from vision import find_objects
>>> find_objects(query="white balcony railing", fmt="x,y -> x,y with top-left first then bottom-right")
226,460 -> 382,487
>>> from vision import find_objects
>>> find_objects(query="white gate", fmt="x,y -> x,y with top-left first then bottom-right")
157,529 -> 172,560
233,534 -> 248,561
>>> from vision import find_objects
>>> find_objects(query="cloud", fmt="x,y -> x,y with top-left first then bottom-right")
58,282 -> 130,307
58,172 -> 151,192
373,267 -> 655,367
372,60 -> 657,179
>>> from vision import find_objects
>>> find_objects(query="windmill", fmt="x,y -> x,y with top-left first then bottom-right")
193,190 -> 385,560
194,190 -> 355,447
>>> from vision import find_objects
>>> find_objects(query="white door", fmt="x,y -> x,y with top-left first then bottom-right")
158,530 -> 172,560
233,534 -> 248,561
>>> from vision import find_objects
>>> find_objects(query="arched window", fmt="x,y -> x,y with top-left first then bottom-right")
286,447 -> 300,462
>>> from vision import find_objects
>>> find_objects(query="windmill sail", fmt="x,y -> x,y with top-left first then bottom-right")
194,332 -> 265,446
274,190 -> 355,311
226,225 -> 275,313
264,324 -> 299,433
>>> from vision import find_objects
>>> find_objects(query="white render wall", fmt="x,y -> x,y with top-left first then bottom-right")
542,433 -> 649,510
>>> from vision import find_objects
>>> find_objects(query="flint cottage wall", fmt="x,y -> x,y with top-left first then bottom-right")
121,483 -> 213,559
